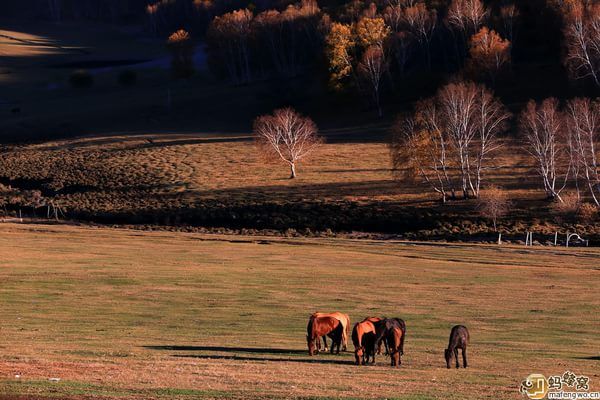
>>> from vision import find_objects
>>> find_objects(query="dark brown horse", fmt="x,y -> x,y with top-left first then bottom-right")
386,326 -> 404,367
306,315 -> 343,356
374,318 -> 406,357
445,325 -> 469,368
352,319 -> 377,365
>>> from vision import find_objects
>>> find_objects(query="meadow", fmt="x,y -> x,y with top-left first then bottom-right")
2,131 -> 598,243
0,222 -> 599,399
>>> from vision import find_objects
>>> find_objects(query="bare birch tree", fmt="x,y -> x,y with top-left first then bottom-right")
254,108 -> 322,178
565,97 -> 600,205
471,86 -> 510,196
439,82 -> 479,198
447,0 -> 487,36
391,100 -> 454,202
359,46 -> 387,117
500,2 -> 519,44
391,81 -> 508,200
520,98 -> 570,201
562,0 -> 600,88
403,2 -> 437,68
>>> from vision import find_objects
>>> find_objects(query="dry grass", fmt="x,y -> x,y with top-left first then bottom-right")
0,223 -> 599,399
1,132 -> 589,240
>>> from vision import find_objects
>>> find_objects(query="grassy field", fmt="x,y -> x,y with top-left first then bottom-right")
0,222 -> 598,399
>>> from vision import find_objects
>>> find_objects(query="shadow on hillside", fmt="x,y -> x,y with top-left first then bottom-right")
32,134 -> 252,152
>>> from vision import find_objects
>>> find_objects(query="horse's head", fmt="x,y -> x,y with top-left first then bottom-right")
354,346 -> 364,365
444,348 -> 451,369
307,335 -> 316,356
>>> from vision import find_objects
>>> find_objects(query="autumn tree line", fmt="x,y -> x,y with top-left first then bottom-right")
194,0 -> 600,113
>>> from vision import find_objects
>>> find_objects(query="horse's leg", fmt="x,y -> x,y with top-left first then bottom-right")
462,347 -> 468,368
329,334 -> 335,354
454,348 -> 459,369
322,335 -> 328,352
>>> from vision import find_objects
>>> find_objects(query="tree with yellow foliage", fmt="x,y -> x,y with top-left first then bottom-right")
325,22 -> 355,90
166,29 -> 194,79
467,27 -> 510,85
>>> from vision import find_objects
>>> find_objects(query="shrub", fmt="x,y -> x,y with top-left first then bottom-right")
117,70 -> 137,86
69,69 -> 94,88
477,185 -> 512,231
551,192 -> 580,223
577,203 -> 598,223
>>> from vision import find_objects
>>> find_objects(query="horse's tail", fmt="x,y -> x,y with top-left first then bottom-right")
345,315 -> 351,348
351,322 -> 361,349
398,319 -> 406,355
338,315 -> 349,349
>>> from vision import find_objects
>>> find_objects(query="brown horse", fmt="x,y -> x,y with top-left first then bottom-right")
306,315 -> 343,356
374,318 -> 406,360
311,312 -> 351,351
365,317 -> 385,354
445,325 -> 469,369
352,319 -> 377,365
386,326 -> 404,367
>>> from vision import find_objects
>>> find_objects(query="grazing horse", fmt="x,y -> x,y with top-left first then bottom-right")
312,312 -> 350,351
375,318 -> 406,356
445,325 -> 469,369
377,318 -> 406,367
352,319 -> 377,365
306,315 -> 343,356
365,317 -> 386,354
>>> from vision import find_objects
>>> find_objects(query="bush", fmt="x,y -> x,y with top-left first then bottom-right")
69,70 -> 94,88
477,185 -> 511,231
551,192 -> 580,223
117,70 -> 137,86
577,203 -> 598,223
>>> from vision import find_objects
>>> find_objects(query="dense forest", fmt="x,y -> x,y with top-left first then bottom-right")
4,1 -> 597,105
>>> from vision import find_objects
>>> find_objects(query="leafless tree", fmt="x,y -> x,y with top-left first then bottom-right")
478,185 -> 512,230
254,108 -> 322,178
166,29 -> 194,79
520,98 -> 570,201
392,81 -> 508,200
391,100 -> 454,202
359,46 -> 387,117
499,2 -> 519,44
438,82 -> 479,198
565,97 -> 600,205
471,87 -> 510,196
403,2 -> 437,68
206,9 -> 254,84
562,0 -> 600,88
446,0 -> 487,36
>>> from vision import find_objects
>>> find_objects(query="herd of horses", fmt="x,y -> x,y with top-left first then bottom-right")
306,312 -> 470,368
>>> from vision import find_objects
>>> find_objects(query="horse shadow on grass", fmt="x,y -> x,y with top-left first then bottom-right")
574,356 -> 600,361
143,345 -> 354,365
